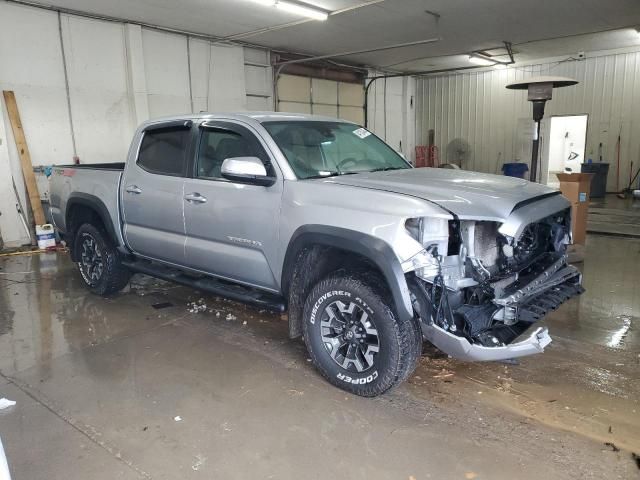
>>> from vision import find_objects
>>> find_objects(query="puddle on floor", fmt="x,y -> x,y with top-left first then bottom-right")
410,345 -> 640,454
1,234 -> 640,463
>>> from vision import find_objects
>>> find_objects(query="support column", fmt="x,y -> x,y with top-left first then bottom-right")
124,24 -> 149,127
402,76 -> 416,164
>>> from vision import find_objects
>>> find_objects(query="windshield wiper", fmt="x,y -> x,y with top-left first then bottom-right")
304,172 -> 340,179
304,171 -> 361,180
368,166 -> 402,173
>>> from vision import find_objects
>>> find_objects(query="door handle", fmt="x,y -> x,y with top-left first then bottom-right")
184,192 -> 207,204
125,185 -> 142,194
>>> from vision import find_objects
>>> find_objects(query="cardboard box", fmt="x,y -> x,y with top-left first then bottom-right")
556,173 -> 593,245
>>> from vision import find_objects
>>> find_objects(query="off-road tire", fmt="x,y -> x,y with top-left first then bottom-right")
74,223 -> 131,296
302,272 -> 421,397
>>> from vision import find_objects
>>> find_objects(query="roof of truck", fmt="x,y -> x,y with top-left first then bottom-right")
141,112 -> 357,127
241,112 -> 357,123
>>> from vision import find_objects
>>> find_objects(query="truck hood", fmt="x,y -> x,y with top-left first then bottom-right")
327,167 -> 559,221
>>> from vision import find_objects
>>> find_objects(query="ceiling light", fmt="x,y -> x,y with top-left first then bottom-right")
275,1 -> 328,21
245,0 -> 329,21
468,55 -> 495,66
494,63 -> 508,70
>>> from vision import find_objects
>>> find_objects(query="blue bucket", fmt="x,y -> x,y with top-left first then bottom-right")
502,162 -> 529,179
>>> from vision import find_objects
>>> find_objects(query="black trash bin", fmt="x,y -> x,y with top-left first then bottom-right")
580,163 -> 609,198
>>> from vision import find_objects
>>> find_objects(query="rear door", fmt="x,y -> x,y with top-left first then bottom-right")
121,121 -> 193,264
183,120 -> 282,290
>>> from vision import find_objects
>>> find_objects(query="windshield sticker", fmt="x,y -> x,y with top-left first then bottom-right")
352,128 -> 371,139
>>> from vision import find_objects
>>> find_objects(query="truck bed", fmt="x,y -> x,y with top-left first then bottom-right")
49,164 -> 123,243
53,162 -> 125,171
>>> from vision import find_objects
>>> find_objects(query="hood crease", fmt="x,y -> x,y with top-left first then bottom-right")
326,168 -> 559,222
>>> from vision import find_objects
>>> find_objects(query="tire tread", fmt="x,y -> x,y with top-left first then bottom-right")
303,271 -> 421,397
75,223 -> 131,296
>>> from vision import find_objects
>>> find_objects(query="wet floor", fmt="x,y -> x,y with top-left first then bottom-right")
589,194 -> 640,237
0,234 -> 639,479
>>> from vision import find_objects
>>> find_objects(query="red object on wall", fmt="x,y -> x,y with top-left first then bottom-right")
415,146 -> 428,167
415,145 -> 439,168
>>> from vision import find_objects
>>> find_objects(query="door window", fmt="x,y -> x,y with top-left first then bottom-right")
138,127 -> 190,176
196,127 -> 273,179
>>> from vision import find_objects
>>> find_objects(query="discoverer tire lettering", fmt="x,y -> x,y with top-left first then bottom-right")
310,290 -> 351,324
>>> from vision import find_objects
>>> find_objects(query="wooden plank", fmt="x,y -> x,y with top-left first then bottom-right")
2,90 -> 45,226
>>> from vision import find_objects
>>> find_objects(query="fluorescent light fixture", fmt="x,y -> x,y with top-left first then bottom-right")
276,1 -> 328,20
468,55 -> 495,66
493,63 -> 508,70
246,0 -> 329,21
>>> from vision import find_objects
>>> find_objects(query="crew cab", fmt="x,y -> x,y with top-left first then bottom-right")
49,112 -> 583,396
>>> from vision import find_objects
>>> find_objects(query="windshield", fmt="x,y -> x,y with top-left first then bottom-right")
262,121 -> 411,179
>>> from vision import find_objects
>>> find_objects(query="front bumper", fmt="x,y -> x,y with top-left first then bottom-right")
424,324 -> 552,362
412,254 -> 583,362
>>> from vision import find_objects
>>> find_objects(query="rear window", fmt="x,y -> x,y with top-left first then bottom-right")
137,127 -> 190,176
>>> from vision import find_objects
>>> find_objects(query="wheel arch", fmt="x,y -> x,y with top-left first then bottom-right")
282,225 -> 413,339
66,193 -> 119,260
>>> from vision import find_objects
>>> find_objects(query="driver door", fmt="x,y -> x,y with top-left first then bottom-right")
183,121 -> 282,291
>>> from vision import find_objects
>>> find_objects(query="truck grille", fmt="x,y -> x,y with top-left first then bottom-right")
517,276 -> 584,323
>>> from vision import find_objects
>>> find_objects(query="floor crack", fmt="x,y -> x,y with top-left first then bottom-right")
0,370 -> 152,479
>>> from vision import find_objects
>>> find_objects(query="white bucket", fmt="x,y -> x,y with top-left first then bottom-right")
36,224 -> 56,250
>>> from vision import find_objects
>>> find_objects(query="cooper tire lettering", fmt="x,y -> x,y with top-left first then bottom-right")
337,371 -> 378,384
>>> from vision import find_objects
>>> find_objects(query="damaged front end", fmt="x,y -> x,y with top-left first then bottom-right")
403,206 -> 584,361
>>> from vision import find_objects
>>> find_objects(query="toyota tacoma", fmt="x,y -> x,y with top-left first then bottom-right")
49,113 -> 583,397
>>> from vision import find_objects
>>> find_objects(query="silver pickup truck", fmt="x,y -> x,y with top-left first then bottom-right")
49,112 -> 583,396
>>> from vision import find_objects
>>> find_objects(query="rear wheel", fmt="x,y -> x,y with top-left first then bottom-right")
74,223 -> 131,296
302,272 -> 421,397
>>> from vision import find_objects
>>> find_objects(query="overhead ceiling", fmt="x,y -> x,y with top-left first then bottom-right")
18,0 -> 640,72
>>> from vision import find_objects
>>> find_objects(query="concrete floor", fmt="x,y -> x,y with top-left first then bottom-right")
0,235 -> 639,479
589,194 -> 640,237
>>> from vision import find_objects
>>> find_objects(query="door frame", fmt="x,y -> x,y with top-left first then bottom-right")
120,119 -> 198,261
540,113 -> 589,186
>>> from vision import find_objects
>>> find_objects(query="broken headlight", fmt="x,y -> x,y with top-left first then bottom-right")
405,217 -> 449,256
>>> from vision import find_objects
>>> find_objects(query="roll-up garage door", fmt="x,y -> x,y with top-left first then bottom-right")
277,74 -> 364,125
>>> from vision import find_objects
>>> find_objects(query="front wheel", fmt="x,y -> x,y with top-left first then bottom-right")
74,223 -> 131,296
302,272 -> 421,397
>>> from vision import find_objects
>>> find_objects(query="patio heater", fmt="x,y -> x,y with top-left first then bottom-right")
506,76 -> 578,182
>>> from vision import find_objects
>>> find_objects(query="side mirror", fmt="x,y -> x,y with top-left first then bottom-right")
220,157 -> 276,186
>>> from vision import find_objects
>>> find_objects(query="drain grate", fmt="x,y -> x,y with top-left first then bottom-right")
151,301 -> 174,310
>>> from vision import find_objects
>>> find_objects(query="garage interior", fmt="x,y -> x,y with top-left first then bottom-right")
1,0 -> 640,478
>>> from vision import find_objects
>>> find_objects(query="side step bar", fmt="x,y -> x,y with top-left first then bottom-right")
122,260 -> 286,313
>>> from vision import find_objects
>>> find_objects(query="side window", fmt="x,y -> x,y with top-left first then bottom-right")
137,127 -> 190,176
197,127 -> 273,179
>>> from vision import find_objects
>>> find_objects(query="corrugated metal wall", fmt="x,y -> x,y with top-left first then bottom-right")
416,50 -> 640,191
